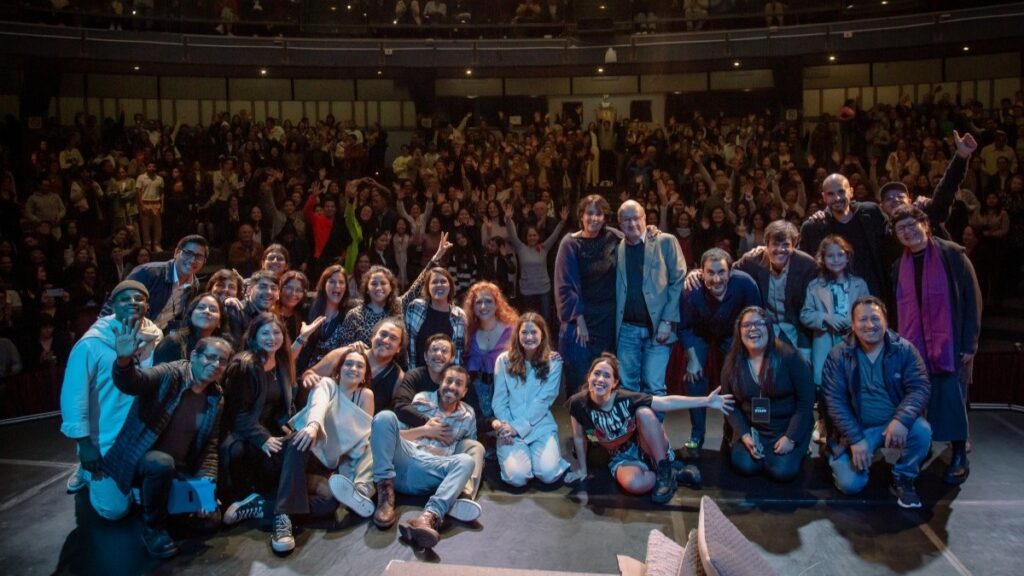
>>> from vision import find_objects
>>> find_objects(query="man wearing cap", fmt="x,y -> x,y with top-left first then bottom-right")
101,234 -> 208,332
60,280 -> 164,517
979,129 -> 1017,186
879,130 -> 978,242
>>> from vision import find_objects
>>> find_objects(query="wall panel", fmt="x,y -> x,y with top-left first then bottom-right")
572,75 -> 635,95
947,52 -> 1020,81
873,60 -> 942,86
710,69 -> 774,91
295,79 -> 355,101
803,64 -> 870,89
161,77 -> 226,100
505,77 -> 572,96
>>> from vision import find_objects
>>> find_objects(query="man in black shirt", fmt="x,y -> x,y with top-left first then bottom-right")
391,334 -> 484,499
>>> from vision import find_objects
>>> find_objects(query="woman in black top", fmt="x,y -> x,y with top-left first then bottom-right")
221,313 -> 296,507
720,306 -> 814,482
152,293 -> 225,364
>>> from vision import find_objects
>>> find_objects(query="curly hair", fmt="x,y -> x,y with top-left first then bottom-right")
462,281 -> 519,341
359,265 -> 400,314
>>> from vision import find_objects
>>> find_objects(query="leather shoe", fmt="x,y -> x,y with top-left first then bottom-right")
399,511 -> 441,549
373,478 -> 396,529
943,451 -> 970,485
141,525 -> 178,559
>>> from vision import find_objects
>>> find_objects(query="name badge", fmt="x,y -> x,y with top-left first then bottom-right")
751,397 -> 771,424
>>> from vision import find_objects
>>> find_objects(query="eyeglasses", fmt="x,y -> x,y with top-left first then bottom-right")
740,321 -> 767,331
199,351 -> 228,367
893,221 -> 921,235
179,248 -> 208,262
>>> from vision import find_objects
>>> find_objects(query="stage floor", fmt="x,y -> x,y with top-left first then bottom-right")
2,408 -> 1022,576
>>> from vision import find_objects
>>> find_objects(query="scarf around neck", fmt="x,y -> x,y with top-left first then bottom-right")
896,241 -> 956,373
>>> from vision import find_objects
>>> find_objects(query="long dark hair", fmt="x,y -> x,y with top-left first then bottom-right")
720,306 -> 781,399
309,264 -> 349,320
241,312 -> 296,387
506,312 -> 552,381
359,265 -> 400,314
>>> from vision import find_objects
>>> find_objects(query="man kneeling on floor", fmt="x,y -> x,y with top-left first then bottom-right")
370,364 -> 481,548
107,327 -> 232,558
822,296 -> 932,509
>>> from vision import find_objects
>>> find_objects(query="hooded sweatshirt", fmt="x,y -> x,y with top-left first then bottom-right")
60,315 -> 163,454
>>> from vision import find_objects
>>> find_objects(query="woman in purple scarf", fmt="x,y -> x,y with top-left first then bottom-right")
891,205 -> 981,486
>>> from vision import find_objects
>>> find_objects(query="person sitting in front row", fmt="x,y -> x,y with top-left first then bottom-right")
106,329 -> 232,558
565,353 -> 733,504
822,296 -> 932,509
370,365 -> 482,549
720,306 -> 814,482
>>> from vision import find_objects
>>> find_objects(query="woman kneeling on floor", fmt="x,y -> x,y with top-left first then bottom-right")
721,306 -> 814,482
565,353 -> 734,503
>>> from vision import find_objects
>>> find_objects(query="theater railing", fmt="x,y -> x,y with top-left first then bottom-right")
2,3 -> 1023,70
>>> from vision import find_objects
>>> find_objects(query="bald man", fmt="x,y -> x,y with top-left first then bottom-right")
798,174 -> 889,297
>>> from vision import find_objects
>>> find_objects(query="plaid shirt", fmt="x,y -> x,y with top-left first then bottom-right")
410,391 -> 476,456
404,299 -> 467,368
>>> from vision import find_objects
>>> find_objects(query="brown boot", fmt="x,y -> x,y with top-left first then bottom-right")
373,478 -> 396,529
399,510 -> 441,549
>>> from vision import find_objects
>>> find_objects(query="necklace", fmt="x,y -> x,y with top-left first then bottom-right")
476,324 -> 504,350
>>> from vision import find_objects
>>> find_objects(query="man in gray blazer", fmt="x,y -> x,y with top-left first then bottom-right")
615,200 -> 687,398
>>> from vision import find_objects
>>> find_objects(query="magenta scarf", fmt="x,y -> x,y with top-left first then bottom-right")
896,241 -> 956,373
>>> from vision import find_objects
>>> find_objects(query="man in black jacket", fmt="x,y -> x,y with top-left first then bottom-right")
105,330 -> 232,558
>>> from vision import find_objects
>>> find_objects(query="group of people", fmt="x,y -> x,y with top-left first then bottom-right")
0,84 -> 1006,562
55,128 -> 982,559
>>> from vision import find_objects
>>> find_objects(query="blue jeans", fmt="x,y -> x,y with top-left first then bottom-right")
616,323 -> 671,398
683,337 -> 730,443
370,411 -> 475,519
829,417 -> 932,494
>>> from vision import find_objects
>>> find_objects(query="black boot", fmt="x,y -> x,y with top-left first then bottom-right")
943,442 -> 970,485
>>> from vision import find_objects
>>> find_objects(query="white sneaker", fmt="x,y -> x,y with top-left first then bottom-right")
223,492 -> 266,525
66,464 -> 87,494
448,498 -> 481,523
328,474 -> 374,518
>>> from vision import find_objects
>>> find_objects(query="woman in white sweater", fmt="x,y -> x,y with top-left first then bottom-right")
491,312 -> 569,487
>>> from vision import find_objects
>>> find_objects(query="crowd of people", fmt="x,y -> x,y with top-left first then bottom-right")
0,81 -> 1018,559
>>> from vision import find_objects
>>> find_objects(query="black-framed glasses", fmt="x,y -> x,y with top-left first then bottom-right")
740,321 -> 767,331
179,248 -> 208,262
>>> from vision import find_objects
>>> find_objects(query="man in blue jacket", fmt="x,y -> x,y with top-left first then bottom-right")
822,296 -> 931,509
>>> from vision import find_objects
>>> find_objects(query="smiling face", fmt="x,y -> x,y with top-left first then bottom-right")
702,258 -> 731,300
618,201 -> 645,244
893,216 -> 930,252
425,338 -> 454,375
423,270 -> 449,302
211,277 -> 238,301
518,320 -> 542,355
337,352 -> 368,387
473,289 -> 496,321
191,341 -> 232,384
738,310 -> 769,355
366,272 -> 392,305
586,360 -> 618,400
255,321 -> 284,355
767,236 -> 794,271
112,288 -> 148,323
438,368 -> 469,411
190,295 -> 221,332
250,278 -> 280,312
823,242 -> 849,276
263,249 -> 288,275
280,278 -> 305,309
324,271 -> 346,306
581,202 -> 606,235
371,321 -> 403,362
852,301 -> 887,350
821,176 -> 853,218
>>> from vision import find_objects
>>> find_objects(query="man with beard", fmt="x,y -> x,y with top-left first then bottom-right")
369,365 -> 482,549
799,174 -> 888,298
223,270 -> 280,344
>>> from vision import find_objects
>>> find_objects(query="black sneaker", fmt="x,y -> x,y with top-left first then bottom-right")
676,463 -> 702,488
141,525 -> 178,559
271,514 -> 295,553
223,493 -> 265,525
650,460 -> 677,504
890,475 -> 922,509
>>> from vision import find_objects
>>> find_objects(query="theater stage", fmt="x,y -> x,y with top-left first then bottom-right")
1,408 -> 1021,576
